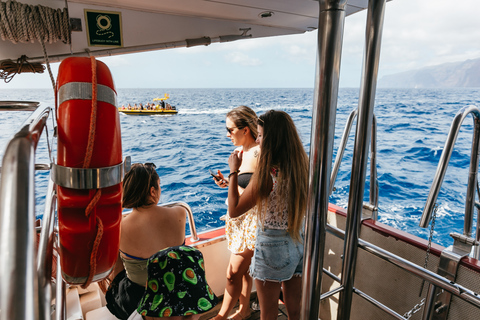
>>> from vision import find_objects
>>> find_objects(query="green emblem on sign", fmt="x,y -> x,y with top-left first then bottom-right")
85,10 -> 122,47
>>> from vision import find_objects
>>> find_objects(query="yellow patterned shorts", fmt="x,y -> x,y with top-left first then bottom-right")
225,208 -> 257,254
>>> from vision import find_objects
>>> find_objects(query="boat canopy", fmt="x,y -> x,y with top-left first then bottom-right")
153,94 -> 170,101
0,0 -> 370,63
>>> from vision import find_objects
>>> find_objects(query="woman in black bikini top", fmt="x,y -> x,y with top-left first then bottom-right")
211,105 -> 260,320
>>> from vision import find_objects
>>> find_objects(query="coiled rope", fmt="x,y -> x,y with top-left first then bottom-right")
0,0 -> 70,84
0,55 -> 44,82
0,0 -> 70,44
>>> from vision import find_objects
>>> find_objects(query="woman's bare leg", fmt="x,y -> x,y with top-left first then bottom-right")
229,272 -> 253,319
211,250 -> 253,320
255,279 -> 281,320
281,276 -> 302,320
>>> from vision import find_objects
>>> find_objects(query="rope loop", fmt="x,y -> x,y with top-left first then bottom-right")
0,55 -> 45,82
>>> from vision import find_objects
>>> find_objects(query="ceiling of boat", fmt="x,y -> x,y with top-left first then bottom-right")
1,0 -> 371,63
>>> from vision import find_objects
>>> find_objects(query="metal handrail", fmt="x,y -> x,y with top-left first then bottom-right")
330,109 -> 379,210
161,201 -> 199,242
55,239 -> 66,320
0,104 -> 51,320
37,178 -> 57,320
123,201 -> 199,242
420,106 -> 480,240
327,224 -> 480,315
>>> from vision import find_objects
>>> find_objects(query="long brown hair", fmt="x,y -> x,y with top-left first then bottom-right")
226,105 -> 258,139
122,163 -> 159,208
254,110 -> 308,241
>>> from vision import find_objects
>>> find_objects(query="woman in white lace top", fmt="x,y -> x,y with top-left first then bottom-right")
227,110 -> 308,320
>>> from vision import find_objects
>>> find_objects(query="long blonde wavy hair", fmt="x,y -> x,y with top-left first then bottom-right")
253,110 -> 308,241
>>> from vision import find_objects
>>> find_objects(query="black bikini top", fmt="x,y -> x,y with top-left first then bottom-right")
237,172 -> 253,189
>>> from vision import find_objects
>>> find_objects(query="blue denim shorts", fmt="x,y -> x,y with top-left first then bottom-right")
249,228 -> 304,282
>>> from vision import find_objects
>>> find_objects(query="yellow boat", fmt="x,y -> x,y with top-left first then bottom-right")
119,94 -> 178,115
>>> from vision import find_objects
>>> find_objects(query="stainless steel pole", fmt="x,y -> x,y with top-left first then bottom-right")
338,0 -> 386,319
301,0 -> 347,319
370,115 -> 378,209
464,117 -> 480,236
37,178 -> 57,320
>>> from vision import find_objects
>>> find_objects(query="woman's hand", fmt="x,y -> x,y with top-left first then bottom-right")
228,150 -> 243,173
214,170 -> 228,188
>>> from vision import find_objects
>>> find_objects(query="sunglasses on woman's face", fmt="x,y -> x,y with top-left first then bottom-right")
226,126 -> 245,134
226,126 -> 237,134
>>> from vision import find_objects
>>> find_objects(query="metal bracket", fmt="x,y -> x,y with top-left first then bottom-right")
69,18 -> 82,31
52,156 -> 131,189
361,202 -> 378,221
428,232 -> 479,320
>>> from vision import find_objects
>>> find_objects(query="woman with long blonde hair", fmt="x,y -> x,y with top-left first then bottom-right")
227,110 -> 308,320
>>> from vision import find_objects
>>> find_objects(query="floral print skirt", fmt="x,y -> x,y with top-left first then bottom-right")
225,208 -> 257,254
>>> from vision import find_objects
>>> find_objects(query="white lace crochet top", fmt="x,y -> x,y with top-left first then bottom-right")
261,168 -> 288,230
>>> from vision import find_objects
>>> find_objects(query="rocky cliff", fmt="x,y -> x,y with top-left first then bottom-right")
378,58 -> 480,88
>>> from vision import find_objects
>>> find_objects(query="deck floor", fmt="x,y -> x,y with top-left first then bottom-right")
200,294 -> 288,320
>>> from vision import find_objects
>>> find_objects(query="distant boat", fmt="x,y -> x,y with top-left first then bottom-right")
119,94 -> 178,115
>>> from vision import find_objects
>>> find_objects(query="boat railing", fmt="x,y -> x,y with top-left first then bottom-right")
330,109 -> 379,218
302,0 -> 387,318
122,202 -> 198,242
416,105 -> 480,318
302,0 -> 480,319
419,105 -> 480,257
324,224 -> 480,318
153,201 -> 199,242
0,102 -> 200,320
0,103 -> 52,320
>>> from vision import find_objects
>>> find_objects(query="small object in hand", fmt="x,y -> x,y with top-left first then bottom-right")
209,168 -> 221,181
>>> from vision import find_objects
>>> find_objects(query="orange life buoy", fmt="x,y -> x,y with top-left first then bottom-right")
55,57 -> 122,287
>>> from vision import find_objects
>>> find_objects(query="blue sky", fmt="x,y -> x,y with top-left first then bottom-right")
3,0 -> 480,89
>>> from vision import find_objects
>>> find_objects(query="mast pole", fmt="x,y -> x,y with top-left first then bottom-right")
338,0 -> 386,319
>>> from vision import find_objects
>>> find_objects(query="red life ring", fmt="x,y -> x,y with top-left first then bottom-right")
56,57 -> 122,286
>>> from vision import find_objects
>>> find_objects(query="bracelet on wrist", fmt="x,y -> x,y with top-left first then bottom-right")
228,169 -> 240,178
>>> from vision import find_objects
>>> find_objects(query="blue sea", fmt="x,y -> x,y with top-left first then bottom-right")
1,87 -> 480,248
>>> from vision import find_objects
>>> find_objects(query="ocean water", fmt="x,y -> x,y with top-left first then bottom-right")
1,87 -> 480,248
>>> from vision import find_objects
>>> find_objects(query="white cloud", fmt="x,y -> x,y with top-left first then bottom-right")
224,52 -> 262,66
98,55 -> 130,67
378,0 -> 480,75
3,0 -> 479,89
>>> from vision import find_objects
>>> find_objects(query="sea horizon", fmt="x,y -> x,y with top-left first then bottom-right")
1,87 -> 480,248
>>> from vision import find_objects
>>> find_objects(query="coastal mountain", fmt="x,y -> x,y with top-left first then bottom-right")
378,58 -> 480,88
